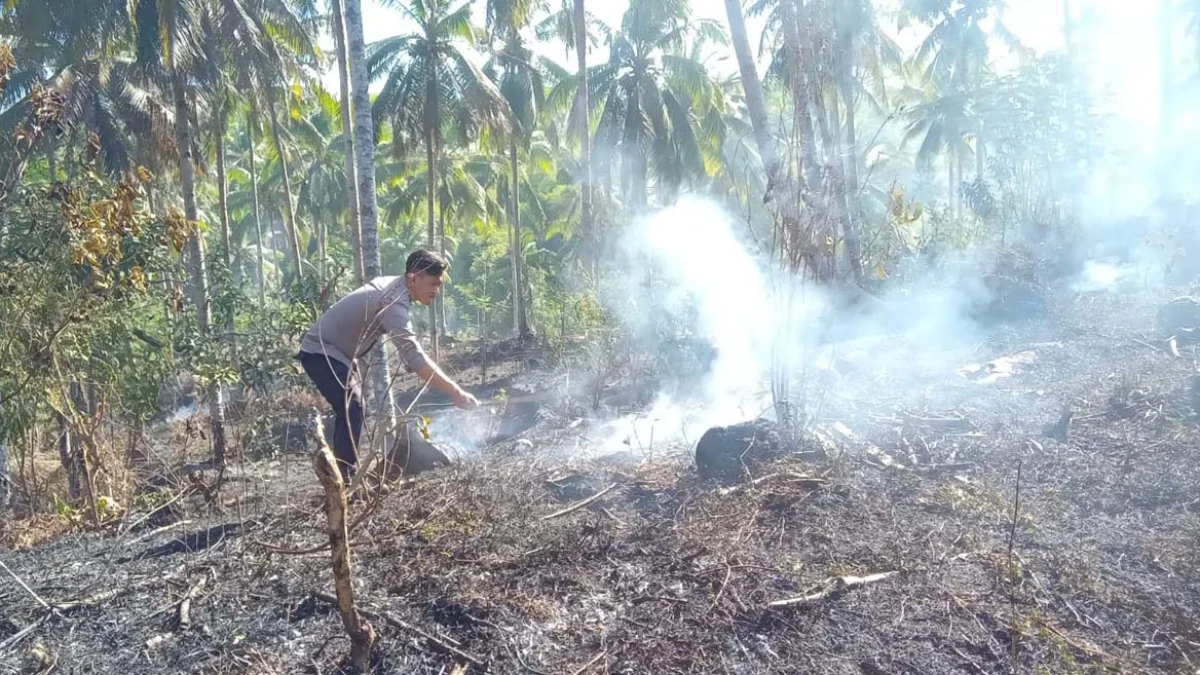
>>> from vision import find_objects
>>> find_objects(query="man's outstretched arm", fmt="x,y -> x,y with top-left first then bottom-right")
410,360 -> 479,409
382,302 -> 478,409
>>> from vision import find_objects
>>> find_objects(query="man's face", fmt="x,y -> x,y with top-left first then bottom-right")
407,270 -> 443,305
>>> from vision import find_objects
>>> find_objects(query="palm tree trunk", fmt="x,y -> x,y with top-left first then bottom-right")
0,383 -> 8,511
214,105 -> 237,358
345,0 -> 397,431
346,0 -> 381,279
438,202 -> 448,336
425,69 -> 440,360
169,43 -> 228,467
947,153 -> 956,222
248,112 -> 266,306
573,0 -> 593,250
723,0 -> 781,185
332,0 -> 364,285
975,131 -> 985,182
510,136 -> 529,337
782,0 -> 820,190
266,94 -> 304,283
835,45 -> 865,282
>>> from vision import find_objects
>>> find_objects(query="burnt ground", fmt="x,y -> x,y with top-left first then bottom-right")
2,287 -> 1200,674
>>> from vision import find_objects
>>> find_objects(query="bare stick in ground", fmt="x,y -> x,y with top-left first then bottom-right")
1007,459 -> 1023,664
312,412 -> 376,672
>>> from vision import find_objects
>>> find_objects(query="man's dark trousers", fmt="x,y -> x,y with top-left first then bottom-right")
298,351 -> 362,480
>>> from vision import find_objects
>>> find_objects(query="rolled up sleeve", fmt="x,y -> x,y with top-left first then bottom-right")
381,303 -> 430,371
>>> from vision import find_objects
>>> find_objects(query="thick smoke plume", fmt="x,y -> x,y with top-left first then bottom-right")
586,195 -> 1008,459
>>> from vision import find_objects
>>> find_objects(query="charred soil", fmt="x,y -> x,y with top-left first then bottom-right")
2,288 -> 1199,674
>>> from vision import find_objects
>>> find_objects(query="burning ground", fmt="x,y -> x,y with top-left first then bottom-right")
2,283 -> 1200,674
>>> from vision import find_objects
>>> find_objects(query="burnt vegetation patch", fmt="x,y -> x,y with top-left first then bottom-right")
2,289 -> 1200,675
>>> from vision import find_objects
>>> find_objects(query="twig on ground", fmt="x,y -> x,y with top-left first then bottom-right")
951,646 -> 987,674
570,651 -> 607,675
123,519 -> 194,548
50,577 -> 160,613
767,571 -> 900,608
509,640 -> 552,675
1007,459 -> 1023,664
0,557 -> 53,614
117,486 -> 194,539
540,483 -> 619,520
710,561 -> 733,610
716,472 -> 826,496
0,614 -> 47,653
175,575 -> 207,631
312,592 -> 484,666
251,539 -> 332,555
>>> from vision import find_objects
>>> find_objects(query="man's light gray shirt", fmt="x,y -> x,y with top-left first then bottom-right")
298,276 -> 429,375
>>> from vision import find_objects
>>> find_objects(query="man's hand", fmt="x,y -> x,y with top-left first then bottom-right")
453,389 -> 480,410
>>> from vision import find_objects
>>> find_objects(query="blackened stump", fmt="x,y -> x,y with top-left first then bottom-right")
694,419 -> 783,481
1156,297 -> 1200,342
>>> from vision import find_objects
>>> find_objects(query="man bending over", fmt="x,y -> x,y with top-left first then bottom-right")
297,249 -> 479,480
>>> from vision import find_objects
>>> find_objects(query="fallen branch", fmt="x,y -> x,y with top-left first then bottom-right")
0,614 -> 47,653
175,575 -> 207,632
144,633 -> 173,650
117,486 -> 194,539
570,651 -> 607,675
540,483 -> 619,521
312,591 -> 484,666
913,463 -> 976,476
0,558 -> 54,614
50,577 -> 160,614
312,411 -> 375,672
767,571 -> 900,608
717,472 -> 827,496
828,422 -> 905,469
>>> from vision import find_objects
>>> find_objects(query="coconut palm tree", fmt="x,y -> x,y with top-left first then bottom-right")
368,0 -> 509,358
132,0 -> 230,465
329,0 -> 364,284
723,0 -> 782,191
555,0 -> 727,209
486,0 -> 560,337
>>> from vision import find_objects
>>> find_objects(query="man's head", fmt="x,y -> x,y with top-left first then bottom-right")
404,249 -> 448,305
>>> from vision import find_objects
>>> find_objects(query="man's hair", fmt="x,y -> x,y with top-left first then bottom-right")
405,249 -> 447,277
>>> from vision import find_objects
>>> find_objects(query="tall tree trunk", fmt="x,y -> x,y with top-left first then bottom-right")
835,40 -> 865,281
438,199 -> 448,337
266,94 -> 303,283
332,0 -> 364,285
248,112 -> 266,306
424,67 -> 440,360
782,0 -> 820,190
169,44 -> 228,467
510,136 -> 530,337
947,153 -> 956,222
724,0 -> 781,185
57,411 -> 81,500
345,0 -> 396,432
573,0 -> 593,254
975,132 -> 984,182
0,383 -> 7,512
213,105 -> 237,358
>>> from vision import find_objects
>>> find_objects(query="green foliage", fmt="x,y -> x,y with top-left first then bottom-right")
0,161 -> 178,440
